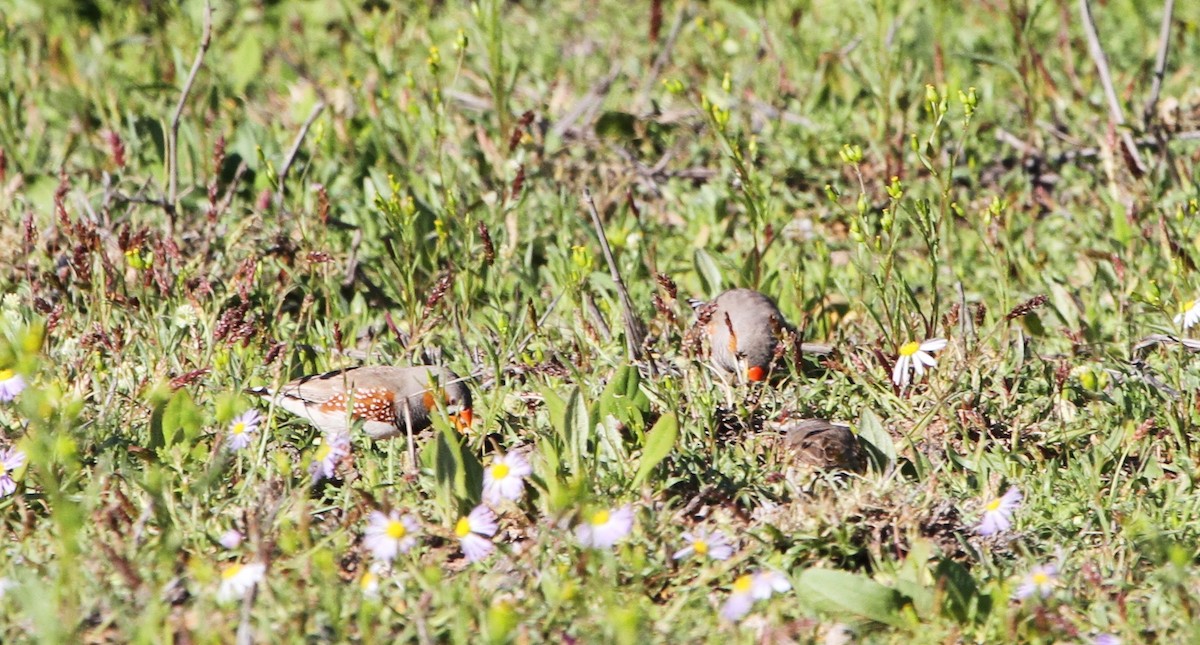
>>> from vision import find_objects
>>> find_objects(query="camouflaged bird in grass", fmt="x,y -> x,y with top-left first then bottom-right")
772,417 -> 865,473
252,365 -> 473,439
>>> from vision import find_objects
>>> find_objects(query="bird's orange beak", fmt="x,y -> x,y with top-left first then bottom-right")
451,407 -> 474,432
746,366 -> 766,382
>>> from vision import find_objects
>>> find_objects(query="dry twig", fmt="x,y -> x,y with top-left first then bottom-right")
1143,0 -> 1175,128
167,1 -> 214,226
583,188 -> 647,361
1077,0 -> 1148,175
274,101 -> 327,210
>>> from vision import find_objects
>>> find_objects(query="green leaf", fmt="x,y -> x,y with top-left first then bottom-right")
541,386 -> 567,443
796,568 -> 908,626
632,413 -> 677,487
563,387 -> 592,475
154,389 -> 203,452
599,365 -> 650,430
856,409 -> 895,472
594,111 -> 638,141
934,558 -> 990,624
595,415 -> 628,465
430,417 -> 483,509
230,35 -> 264,93
694,248 -> 724,296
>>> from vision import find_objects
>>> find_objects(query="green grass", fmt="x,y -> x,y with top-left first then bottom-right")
3,0 -> 1200,641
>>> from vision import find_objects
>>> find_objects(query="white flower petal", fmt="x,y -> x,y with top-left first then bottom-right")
920,338 -> 948,352
892,356 -> 910,386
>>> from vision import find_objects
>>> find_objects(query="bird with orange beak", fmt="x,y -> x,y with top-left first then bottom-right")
689,288 -> 829,383
253,365 -> 473,438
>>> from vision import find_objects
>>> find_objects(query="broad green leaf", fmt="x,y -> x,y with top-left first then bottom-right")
893,539 -> 936,619
595,416 -> 628,464
857,409 -> 895,472
230,35 -> 264,94
632,413 -> 678,487
164,390 -> 204,445
694,248 -> 724,296
153,388 -> 203,451
564,387 -> 592,474
541,386 -> 567,443
599,365 -> 650,430
796,568 -> 908,626
934,558 -> 990,624
594,111 -> 638,140
430,417 -> 482,510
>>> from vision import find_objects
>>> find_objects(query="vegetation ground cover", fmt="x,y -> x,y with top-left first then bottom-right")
2,0 -> 1200,642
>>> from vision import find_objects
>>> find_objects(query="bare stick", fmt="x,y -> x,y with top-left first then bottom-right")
549,62 -> 621,141
274,101 -> 327,210
1143,0 -> 1175,127
402,399 -> 417,473
636,6 -> 689,111
583,188 -> 647,361
994,126 -> 1200,167
167,1 -> 214,223
1078,0 -> 1147,175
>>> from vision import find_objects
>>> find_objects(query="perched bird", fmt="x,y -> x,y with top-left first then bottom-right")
771,417 -> 865,473
252,365 -> 473,439
688,288 -> 829,382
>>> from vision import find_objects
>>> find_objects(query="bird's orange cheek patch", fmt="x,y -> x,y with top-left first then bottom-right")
746,366 -> 766,382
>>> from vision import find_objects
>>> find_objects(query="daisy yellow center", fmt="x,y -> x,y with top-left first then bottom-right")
590,510 -> 610,526
0,464 -> 7,477
733,574 -> 753,593
386,520 -> 408,539
455,517 -> 472,537
222,564 -> 244,580
231,422 -> 246,436
1182,301 -> 1196,313
898,341 -> 920,357
315,443 -> 332,461
986,498 -> 1003,511
360,572 -> 376,589
1032,571 -> 1050,585
492,463 -> 511,479
0,369 -> 12,381
693,539 -> 710,555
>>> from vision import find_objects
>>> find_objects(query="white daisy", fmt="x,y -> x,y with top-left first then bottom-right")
1176,299 -> 1200,331
226,410 -> 261,451
751,570 -> 792,598
216,561 -> 265,603
892,338 -> 948,387
455,505 -> 499,562
720,570 -> 791,621
360,570 -> 380,599
575,504 -> 634,549
482,451 -> 532,504
977,487 -> 1022,536
672,528 -> 734,561
218,529 -> 243,550
0,369 -> 26,402
1013,563 -> 1058,600
309,432 -> 350,481
0,447 -> 26,497
363,510 -> 420,561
